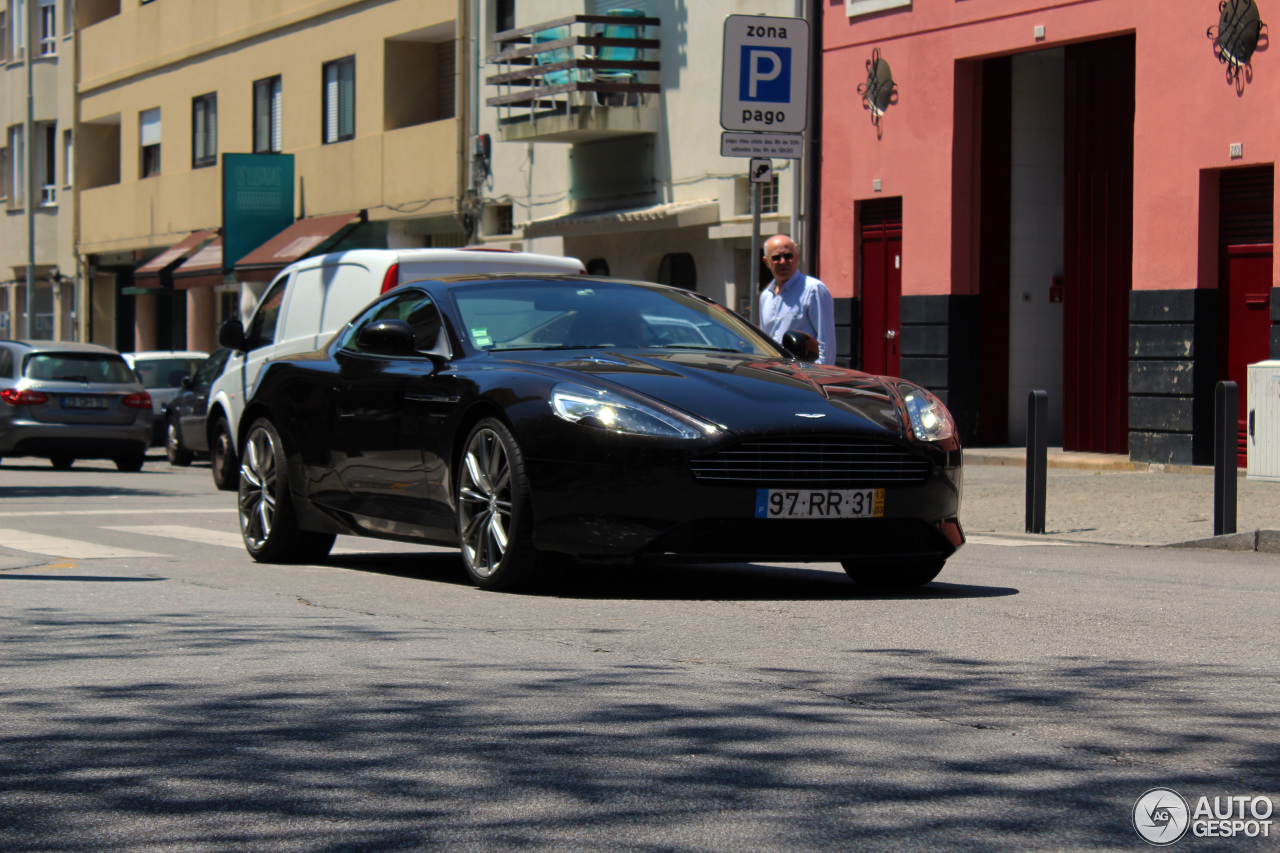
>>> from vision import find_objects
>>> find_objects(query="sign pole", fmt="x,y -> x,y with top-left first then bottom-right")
750,177 -> 762,327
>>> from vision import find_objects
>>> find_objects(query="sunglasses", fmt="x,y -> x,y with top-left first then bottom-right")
768,252 -> 795,262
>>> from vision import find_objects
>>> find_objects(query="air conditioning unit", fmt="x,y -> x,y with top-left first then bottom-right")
1246,360 -> 1280,481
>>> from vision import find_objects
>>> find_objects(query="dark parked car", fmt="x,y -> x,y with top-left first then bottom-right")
123,350 -> 209,445
0,340 -> 153,471
162,347 -> 231,466
233,275 -> 964,591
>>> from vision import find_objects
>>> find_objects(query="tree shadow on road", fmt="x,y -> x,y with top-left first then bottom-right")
0,605 -> 1276,852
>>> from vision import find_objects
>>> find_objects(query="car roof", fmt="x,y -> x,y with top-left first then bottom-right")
3,339 -> 125,356
407,272 -> 702,296
122,351 -> 209,360
288,248 -> 586,274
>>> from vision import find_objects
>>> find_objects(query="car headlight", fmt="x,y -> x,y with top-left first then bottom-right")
900,385 -> 956,442
551,383 -> 714,439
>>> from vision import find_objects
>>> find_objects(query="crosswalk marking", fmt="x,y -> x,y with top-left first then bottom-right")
0,508 -> 237,518
0,529 -> 164,559
102,525 -> 245,550
104,525 -> 366,555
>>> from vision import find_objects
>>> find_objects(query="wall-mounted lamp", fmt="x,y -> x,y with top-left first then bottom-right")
856,48 -> 897,130
1208,0 -> 1268,83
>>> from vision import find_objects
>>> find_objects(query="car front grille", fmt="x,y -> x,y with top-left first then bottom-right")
690,438 -> 932,487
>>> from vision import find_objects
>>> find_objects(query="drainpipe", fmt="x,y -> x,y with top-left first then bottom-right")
805,0 -> 821,277
25,0 -> 35,338
464,0 -> 481,243
791,0 -> 802,246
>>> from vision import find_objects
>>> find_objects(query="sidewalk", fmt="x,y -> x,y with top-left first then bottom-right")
960,447 -> 1280,552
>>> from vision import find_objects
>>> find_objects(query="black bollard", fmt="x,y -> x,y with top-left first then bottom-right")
1026,390 -> 1048,534
1214,380 -> 1238,536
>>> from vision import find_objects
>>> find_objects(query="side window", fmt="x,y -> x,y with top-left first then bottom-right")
342,290 -> 445,356
245,277 -> 289,350
0,347 -> 12,377
195,348 -> 230,385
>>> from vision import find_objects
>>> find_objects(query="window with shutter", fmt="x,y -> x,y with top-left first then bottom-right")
322,57 -> 355,144
192,93 -> 217,168
140,107 -> 161,177
253,75 -> 282,153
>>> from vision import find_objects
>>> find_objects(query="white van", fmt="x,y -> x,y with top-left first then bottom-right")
205,247 -> 585,489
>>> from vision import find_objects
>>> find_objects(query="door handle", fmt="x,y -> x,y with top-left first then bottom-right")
885,330 -> 897,340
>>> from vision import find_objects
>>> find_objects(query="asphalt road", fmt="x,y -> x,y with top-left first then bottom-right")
2,456 -> 1278,852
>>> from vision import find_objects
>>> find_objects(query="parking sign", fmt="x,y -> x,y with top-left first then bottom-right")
721,15 -> 809,134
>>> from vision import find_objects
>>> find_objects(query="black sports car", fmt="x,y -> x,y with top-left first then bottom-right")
234,274 -> 963,591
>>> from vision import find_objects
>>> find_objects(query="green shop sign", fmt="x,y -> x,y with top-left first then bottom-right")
222,153 -> 295,273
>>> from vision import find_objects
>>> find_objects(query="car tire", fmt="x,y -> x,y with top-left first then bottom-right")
841,558 -> 945,589
210,415 -> 238,491
456,417 -> 548,591
50,455 -> 74,470
238,418 -> 335,564
114,452 -> 146,472
165,418 -> 194,467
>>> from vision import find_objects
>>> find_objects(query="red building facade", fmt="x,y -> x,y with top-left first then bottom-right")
821,0 -> 1277,464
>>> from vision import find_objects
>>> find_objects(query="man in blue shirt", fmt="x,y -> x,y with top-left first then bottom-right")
758,234 -> 837,365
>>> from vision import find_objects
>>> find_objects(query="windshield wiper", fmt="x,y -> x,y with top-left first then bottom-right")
490,344 -> 612,351
54,374 -> 90,382
645,344 -> 743,353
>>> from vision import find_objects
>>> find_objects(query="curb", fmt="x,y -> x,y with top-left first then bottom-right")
1165,529 -> 1280,554
965,452 -> 1215,476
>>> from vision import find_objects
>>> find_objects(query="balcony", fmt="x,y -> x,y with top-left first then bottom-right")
486,13 -> 660,144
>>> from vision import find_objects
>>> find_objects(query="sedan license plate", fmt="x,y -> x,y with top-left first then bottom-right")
755,488 -> 884,519
62,395 -> 108,409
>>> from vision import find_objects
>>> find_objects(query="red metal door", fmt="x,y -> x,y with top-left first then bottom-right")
1221,244 -> 1273,466
1063,36 -> 1134,454
860,199 -> 902,376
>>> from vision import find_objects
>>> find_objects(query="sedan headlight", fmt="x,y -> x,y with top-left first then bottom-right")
900,385 -> 956,442
551,383 -> 713,439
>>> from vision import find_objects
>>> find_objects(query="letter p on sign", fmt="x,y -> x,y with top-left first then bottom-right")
740,47 -> 791,102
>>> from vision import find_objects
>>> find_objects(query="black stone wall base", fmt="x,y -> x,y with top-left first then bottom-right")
834,297 -> 858,369
899,295 -> 981,445
1273,287 -> 1280,359
1128,289 -> 1218,466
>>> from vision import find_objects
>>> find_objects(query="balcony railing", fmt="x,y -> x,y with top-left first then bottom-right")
486,13 -> 660,143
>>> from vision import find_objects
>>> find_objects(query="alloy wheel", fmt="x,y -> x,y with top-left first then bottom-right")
458,427 -> 514,578
239,425 -> 278,550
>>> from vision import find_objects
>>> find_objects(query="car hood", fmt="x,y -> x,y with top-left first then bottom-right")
488,349 -> 907,437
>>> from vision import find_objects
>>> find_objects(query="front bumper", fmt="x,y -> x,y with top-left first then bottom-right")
524,448 -> 963,564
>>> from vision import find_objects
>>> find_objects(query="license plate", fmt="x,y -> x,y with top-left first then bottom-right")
755,488 -> 884,519
62,395 -> 108,409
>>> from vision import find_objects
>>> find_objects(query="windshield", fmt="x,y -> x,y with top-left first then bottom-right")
450,279 -> 780,356
24,353 -> 139,384
130,356 -> 207,389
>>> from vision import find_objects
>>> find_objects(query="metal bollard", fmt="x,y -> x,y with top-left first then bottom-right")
1214,380 -> 1238,536
1026,390 -> 1048,534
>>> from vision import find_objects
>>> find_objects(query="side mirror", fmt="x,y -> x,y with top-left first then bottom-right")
781,330 -> 820,363
219,318 -> 246,351
180,376 -> 195,391
356,319 -> 418,357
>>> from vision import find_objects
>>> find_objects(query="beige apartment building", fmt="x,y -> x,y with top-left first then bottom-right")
76,0 -> 467,352
0,0 -> 78,341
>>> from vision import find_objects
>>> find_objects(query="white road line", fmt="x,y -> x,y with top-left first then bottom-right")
0,508 -> 237,518
103,525 -> 366,555
0,529 -> 164,559
102,525 -> 245,549
965,534 -> 1078,547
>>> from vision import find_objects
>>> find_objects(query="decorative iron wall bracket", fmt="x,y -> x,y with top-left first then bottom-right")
856,48 -> 897,131
1208,0 -> 1268,86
